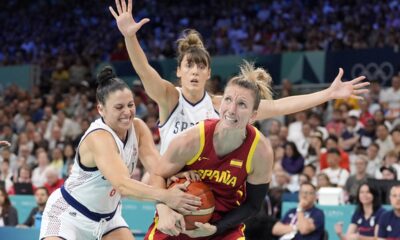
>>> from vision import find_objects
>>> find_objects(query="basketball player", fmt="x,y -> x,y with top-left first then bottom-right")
39,67 -> 201,240
110,0 -> 369,155
145,62 -> 274,239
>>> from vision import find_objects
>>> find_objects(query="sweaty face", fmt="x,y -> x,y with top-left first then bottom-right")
99,88 -> 135,132
177,55 -> 210,93
219,85 -> 256,129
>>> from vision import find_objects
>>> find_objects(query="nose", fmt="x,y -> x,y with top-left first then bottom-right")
191,65 -> 199,75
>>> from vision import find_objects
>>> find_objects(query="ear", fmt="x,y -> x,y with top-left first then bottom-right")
207,68 -> 211,80
97,104 -> 104,117
248,110 -> 258,125
176,67 -> 182,78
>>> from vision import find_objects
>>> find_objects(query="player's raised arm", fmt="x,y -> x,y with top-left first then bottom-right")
109,0 -> 178,114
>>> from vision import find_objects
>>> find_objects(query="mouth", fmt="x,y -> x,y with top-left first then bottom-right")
224,115 -> 238,123
119,116 -> 132,124
190,79 -> 199,84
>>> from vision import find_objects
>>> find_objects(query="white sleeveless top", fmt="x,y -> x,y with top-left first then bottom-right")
159,88 -> 219,154
64,118 -> 138,213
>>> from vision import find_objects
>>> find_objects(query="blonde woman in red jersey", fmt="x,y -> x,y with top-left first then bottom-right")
145,61 -> 274,239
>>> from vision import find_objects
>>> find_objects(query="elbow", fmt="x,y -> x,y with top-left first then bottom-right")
114,177 -> 132,196
297,226 -> 313,235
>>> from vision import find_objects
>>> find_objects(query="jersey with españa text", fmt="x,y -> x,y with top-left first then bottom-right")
158,88 -> 219,154
183,119 -> 260,223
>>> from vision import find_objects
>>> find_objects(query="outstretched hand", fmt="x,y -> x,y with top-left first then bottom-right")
109,0 -> 149,38
328,68 -> 369,100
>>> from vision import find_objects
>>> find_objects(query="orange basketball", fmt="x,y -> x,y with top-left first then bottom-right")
169,178 -> 215,230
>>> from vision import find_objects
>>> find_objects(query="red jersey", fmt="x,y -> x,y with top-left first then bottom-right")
145,119 -> 261,240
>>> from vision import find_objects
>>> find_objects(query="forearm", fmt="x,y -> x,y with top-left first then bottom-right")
257,88 -> 333,120
296,211 -> 314,234
125,36 -> 152,78
120,176 -> 166,202
215,182 -> 267,235
272,222 -> 295,236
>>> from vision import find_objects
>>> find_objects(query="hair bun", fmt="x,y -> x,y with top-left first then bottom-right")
97,66 -> 116,86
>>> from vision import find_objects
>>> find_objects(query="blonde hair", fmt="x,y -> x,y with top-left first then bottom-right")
176,29 -> 210,68
227,61 -> 273,110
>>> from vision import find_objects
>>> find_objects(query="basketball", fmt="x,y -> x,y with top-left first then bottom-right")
169,178 -> 215,230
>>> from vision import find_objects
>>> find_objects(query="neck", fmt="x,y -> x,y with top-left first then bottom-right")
356,172 -> 366,179
214,123 -> 246,156
181,88 -> 205,103
363,204 -> 373,215
394,209 -> 400,217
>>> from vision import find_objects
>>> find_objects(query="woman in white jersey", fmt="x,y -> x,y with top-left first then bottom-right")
110,0 -> 369,154
39,67 -> 201,240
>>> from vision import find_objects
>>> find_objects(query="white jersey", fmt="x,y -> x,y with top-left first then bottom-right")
159,88 -> 219,154
64,118 -> 139,214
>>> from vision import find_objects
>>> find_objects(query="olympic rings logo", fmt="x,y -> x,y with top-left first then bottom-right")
351,62 -> 394,82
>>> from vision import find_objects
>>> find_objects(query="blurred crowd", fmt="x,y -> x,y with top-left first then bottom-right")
1,0 -> 400,70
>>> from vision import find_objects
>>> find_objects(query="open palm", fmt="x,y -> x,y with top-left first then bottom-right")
329,68 -> 369,100
109,0 -> 149,38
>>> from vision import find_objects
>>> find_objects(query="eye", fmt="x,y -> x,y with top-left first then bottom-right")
128,103 -> 135,108
238,101 -> 247,108
199,63 -> 206,70
224,97 -> 232,102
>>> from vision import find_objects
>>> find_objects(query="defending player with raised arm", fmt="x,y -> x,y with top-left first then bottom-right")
39,67 -> 200,240
110,0 -> 369,154
144,61 -> 274,239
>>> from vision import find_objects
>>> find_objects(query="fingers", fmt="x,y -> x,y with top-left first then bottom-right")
353,89 -> 369,95
350,94 -> 363,100
109,6 -> 118,19
121,0 -> 127,12
128,0 -> 132,13
115,0 -> 122,14
353,82 -> 370,89
178,215 -> 186,231
336,68 -> 344,80
137,18 -> 150,28
350,76 -> 367,84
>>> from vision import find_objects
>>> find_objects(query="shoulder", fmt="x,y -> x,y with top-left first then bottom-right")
254,130 -> 273,157
133,118 -> 147,132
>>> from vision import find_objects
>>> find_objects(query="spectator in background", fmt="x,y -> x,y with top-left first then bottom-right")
8,164 -> 34,195
377,184 -> 400,239
335,183 -> 385,239
366,143 -> 381,177
344,155 -> 370,203
322,148 -> 350,188
380,166 -> 398,181
49,147 -> 64,176
272,183 -> 325,240
32,151 -> 49,187
62,144 -> 75,178
380,75 -> 400,121
43,166 -> 64,194
302,164 -> 317,186
20,187 -> 49,228
305,131 -> 325,168
326,109 -> 345,137
373,110 -> 392,132
316,173 -> 333,190
0,187 -> 18,226
391,127 -> 400,156
340,110 -> 363,152
358,118 -> 377,149
376,151 -> 400,180
375,124 -> 395,160
0,160 -> 13,192
320,135 -> 350,171
282,141 -> 305,175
